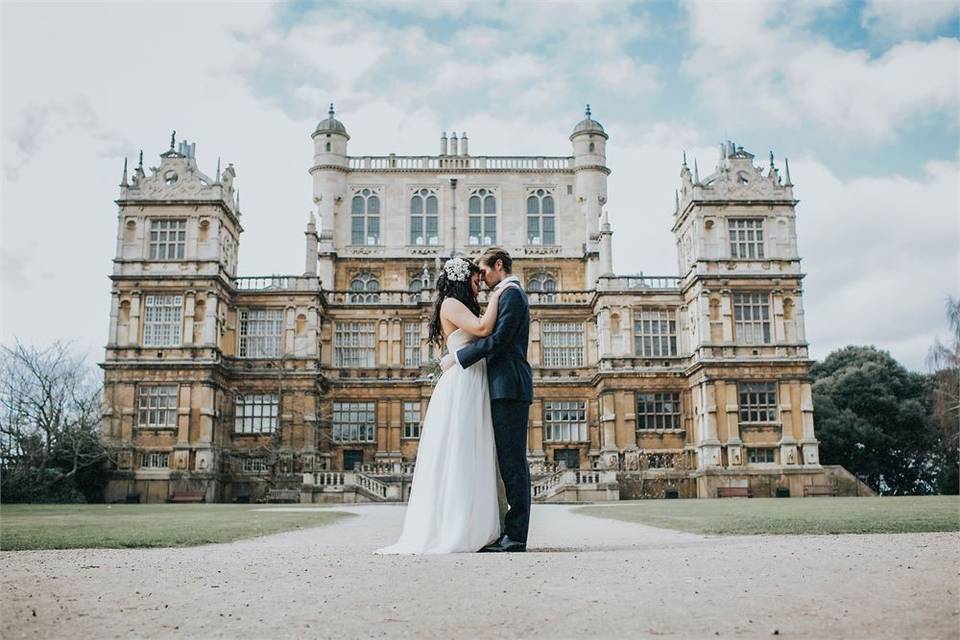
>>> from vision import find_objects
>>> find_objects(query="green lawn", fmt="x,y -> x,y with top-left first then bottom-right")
0,504 -> 353,551
575,495 -> 960,536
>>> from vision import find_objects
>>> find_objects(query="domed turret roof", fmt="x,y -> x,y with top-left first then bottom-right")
314,104 -> 350,139
570,105 -> 607,139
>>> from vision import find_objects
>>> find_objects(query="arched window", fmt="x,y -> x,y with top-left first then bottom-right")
468,188 -> 496,245
325,142 -> 331,152
349,271 -> 380,303
588,142 -> 595,153
351,189 -> 380,245
410,189 -> 439,245
526,189 -> 555,245
527,271 -> 557,302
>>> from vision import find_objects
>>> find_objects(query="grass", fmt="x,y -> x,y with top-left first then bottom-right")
0,503 -> 354,551
575,495 -> 960,536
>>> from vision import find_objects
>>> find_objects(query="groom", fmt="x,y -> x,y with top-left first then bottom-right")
441,247 -> 533,552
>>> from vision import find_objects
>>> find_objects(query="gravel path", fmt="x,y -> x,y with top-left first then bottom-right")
2,503 -> 958,639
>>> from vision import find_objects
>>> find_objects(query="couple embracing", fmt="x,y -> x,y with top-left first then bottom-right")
376,248 -> 533,555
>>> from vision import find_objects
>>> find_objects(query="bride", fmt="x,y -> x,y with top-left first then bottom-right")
375,257 -> 512,555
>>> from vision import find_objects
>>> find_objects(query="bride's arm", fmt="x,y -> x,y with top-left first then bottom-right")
441,289 -> 504,338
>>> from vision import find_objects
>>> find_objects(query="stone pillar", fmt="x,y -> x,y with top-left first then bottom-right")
799,381 -> 820,466
183,291 -> 196,346
696,381 -> 722,468
129,291 -> 142,345
723,381 -> 743,467
202,292 -> 218,346
598,392 -> 619,469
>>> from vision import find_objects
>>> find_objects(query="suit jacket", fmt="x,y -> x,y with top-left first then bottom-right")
456,284 -> 533,404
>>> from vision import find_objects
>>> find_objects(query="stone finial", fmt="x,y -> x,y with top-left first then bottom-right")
120,157 -> 129,187
215,156 -> 221,184
585,104 -> 591,119
682,150 -> 688,167
138,149 -> 144,170
693,158 -> 700,184
769,150 -> 775,169
169,130 -> 176,150
784,157 -> 793,186
328,103 -> 335,118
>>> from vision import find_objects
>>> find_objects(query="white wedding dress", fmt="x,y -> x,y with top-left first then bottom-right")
375,328 -> 501,554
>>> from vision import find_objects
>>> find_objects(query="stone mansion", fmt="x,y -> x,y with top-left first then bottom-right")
100,106 -> 852,503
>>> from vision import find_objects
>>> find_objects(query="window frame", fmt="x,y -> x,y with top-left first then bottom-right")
543,400 -> 588,443
410,188 -> 440,246
351,188 -> 381,246
634,308 -> 679,357
728,218 -> 765,259
732,291 -> 772,345
142,294 -> 183,347
238,308 -> 284,358
136,384 -> 179,429
635,391 -> 683,431
737,381 -> 779,425
234,392 -> 280,434
332,401 -> 377,443
403,321 -> 421,368
148,218 -> 187,260
334,321 -> 377,368
468,188 -> 497,246
541,321 -> 585,368
402,401 -> 421,439
526,189 -> 556,245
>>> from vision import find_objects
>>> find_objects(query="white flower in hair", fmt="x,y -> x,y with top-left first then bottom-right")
443,257 -> 471,282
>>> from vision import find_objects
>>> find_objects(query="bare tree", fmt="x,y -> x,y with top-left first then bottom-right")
0,340 -> 108,502
927,296 -> 960,493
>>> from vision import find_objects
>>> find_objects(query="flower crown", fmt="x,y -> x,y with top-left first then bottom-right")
443,257 -> 471,282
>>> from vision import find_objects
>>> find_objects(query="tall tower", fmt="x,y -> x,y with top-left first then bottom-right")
570,105 -> 610,286
673,142 -> 818,475
104,134 -> 241,487
309,104 -> 350,288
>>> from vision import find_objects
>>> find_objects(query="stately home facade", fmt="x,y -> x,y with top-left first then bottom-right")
101,107 -> 843,503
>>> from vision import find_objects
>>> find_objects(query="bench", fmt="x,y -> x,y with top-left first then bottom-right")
168,491 -> 205,503
803,484 -> 838,497
266,489 -> 300,503
717,486 -> 752,498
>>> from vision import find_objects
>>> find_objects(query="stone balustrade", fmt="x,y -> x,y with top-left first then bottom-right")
235,275 -> 322,292
345,155 -> 574,171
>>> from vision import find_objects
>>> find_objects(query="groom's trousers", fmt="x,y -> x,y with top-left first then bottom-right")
491,399 -> 531,543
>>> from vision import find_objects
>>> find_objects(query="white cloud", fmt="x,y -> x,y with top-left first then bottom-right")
791,157 -> 960,368
1,0 -> 955,376
862,0 -> 960,38
683,0 -> 960,141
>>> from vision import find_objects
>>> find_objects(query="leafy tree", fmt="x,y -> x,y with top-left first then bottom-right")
812,345 -> 939,495
927,296 -> 960,494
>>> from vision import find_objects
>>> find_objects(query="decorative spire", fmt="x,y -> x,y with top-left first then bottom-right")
693,158 -> 700,184
784,158 -> 793,186
236,188 -> 240,211
682,150 -> 688,167
169,130 -> 176,150
120,157 -> 129,186
769,150 -> 775,169
215,156 -> 221,184
585,104 -> 592,119
328,103 -> 335,119
675,189 -> 680,211
138,149 -> 144,170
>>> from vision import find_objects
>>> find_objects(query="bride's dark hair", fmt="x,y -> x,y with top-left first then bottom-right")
428,261 -> 481,347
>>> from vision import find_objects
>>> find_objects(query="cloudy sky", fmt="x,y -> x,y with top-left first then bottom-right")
2,0 -> 958,371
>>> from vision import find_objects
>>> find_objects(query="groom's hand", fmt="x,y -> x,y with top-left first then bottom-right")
440,353 -> 456,372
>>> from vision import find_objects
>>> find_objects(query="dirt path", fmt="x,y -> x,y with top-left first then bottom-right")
2,504 -> 957,639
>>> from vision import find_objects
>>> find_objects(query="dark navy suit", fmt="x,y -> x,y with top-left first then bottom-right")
456,282 -> 533,543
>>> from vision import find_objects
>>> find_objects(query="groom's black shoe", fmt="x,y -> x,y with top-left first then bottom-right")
479,534 -> 526,553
